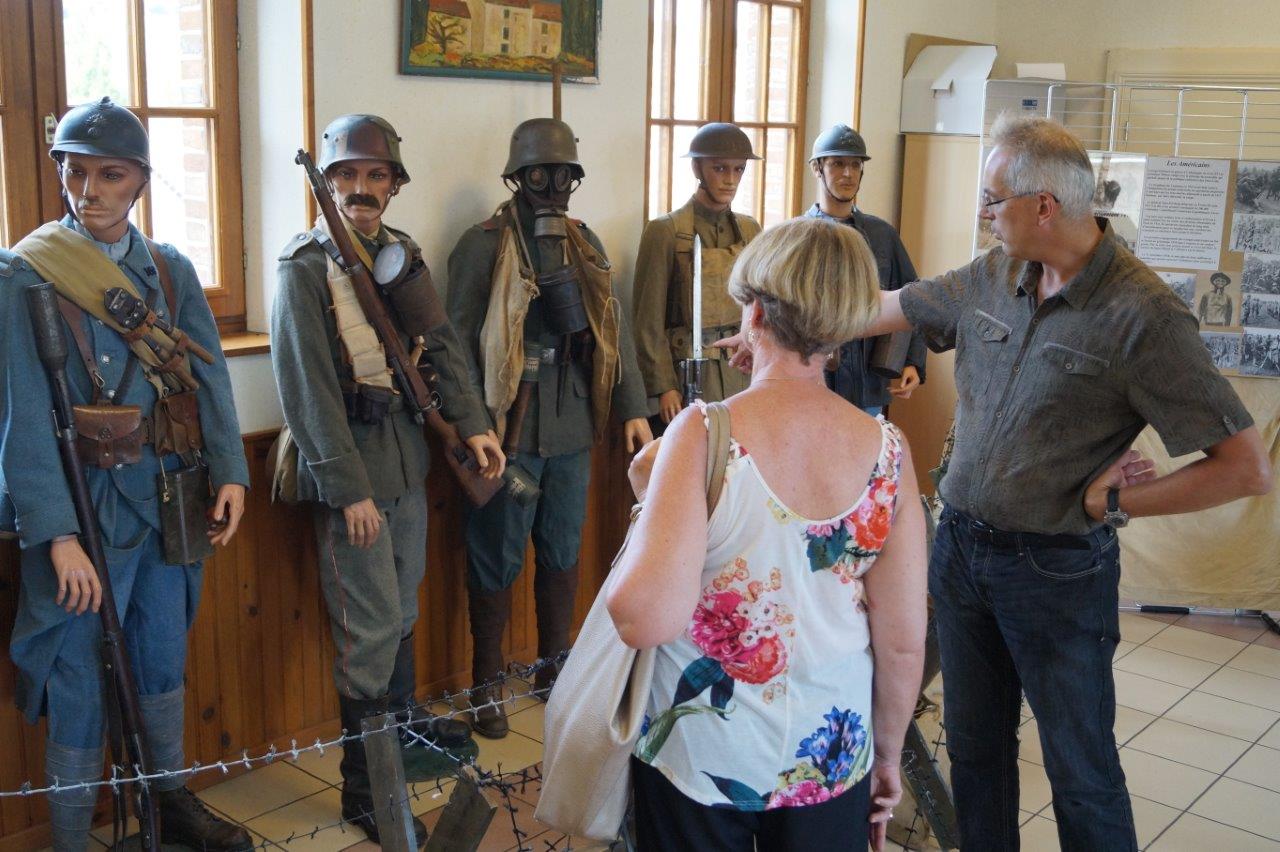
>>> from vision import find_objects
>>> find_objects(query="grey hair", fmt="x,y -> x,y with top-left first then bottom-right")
989,113 -> 1095,220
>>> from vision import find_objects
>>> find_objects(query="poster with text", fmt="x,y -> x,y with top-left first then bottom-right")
1135,157 -> 1231,270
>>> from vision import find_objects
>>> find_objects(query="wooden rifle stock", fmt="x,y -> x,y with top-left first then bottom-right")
296,149 -> 437,424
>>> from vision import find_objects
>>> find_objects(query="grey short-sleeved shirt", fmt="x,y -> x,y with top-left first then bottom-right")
900,228 -> 1254,535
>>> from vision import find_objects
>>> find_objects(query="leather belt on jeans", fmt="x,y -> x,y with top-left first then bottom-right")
949,508 -> 1094,550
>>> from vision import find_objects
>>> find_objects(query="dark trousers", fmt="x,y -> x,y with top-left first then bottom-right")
931,505 -> 1138,852
632,757 -> 869,852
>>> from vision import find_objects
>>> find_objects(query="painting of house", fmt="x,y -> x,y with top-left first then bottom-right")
401,0 -> 599,82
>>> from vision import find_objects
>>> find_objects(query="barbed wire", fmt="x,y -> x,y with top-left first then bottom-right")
0,654 -> 567,801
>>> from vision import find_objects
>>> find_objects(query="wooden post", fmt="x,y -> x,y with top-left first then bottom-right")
424,766 -> 497,852
361,713 -> 417,852
552,61 -> 563,121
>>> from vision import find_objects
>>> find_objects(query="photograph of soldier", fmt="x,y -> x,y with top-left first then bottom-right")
1241,328 -> 1280,377
804,124 -> 926,416
631,122 -> 763,432
1230,213 -> 1280,254
446,117 -> 652,739
0,98 -> 252,851
1201,331 -> 1243,371
270,114 -> 502,844
1197,271 -> 1236,327
1089,153 -> 1145,251
1235,161 -> 1280,215
1242,293 -> 1280,329
1156,271 -> 1196,309
1242,252 -> 1280,295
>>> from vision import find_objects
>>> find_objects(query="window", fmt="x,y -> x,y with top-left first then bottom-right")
645,0 -> 809,226
0,0 -> 245,330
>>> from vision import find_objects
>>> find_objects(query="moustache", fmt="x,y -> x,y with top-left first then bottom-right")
344,194 -> 381,210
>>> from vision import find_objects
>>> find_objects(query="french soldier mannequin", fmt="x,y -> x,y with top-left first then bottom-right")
0,97 -> 251,851
446,118 -> 652,738
804,124 -> 927,416
270,114 -> 503,844
632,122 -> 763,434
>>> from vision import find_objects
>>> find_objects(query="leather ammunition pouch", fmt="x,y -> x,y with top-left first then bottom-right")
73,404 -> 148,469
343,382 -> 403,425
154,390 -> 203,457
157,464 -> 215,565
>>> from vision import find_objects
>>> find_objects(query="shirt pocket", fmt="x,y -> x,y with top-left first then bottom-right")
1039,342 -> 1113,413
1041,342 -> 1109,376
970,309 -> 1012,396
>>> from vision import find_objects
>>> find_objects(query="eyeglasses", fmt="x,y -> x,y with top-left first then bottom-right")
980,190 -> 1059,209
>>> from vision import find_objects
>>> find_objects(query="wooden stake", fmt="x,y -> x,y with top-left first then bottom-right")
552,61 -> 562,121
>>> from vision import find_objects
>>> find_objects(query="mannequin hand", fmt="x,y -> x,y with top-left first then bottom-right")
51,537 -> 101,614
208,483 -> 246,546
343,498 -> 382,548
659,390 -> 684,423
711,332 -> 752,375
628,437 -> 662,502
465,430 -> 507,479
624,418 -> 654,454
888,365 -> 920,399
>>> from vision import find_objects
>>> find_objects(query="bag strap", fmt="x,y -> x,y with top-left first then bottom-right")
142,237 -> 179,325
57,297 -> 103,401
703,401 -> 731,513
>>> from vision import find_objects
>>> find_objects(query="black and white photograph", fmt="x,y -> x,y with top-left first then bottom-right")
1242,293 -> 1280,329
1193,270 -> 1241,328
1090,152 -> 1145,249
1156,271 -> 1196,308
1242,252 -> 1280,295
1200,331 -> 1242,371
1241,328 -> 1280,377
1234,161 -> 1280,215
1230,213 -> 1280,254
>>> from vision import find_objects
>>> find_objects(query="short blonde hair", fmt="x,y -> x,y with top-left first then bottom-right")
728,217 -> 881,362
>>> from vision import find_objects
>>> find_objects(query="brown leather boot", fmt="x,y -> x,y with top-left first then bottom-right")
467,586 -> 512,739
533,564 -> 579,700
157,786 -> 254,851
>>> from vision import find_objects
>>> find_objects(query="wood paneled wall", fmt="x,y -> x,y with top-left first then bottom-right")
0,428 -> 634,850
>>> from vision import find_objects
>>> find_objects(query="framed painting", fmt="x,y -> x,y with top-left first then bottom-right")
401,0 -> 601,83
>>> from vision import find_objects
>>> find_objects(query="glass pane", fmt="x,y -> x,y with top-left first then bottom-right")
672,0 -> 707,120
63,0 -> 135,106
144,0 -> 209,107
763,127 -> 792,226
671,124 -> 700,208
147,117 -> 215,286
733,126 -> 764,219
733,2 -> 764,123
648,124 -> 667,218
0,118 -> 8,246
650,0 -> 669,118
767,5 -> 797,123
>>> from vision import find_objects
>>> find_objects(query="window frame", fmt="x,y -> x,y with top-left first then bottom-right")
643,0 -> 810,225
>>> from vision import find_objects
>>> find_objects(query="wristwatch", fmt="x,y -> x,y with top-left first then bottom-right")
1104,487 -> 1129,528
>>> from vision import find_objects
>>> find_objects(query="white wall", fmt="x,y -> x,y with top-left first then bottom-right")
993,0 -> 1280,83
804,0 -> 999,223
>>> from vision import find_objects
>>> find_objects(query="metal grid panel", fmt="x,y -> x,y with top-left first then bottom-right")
982,79 -> 1280,159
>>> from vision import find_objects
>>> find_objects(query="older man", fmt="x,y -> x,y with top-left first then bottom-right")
719,114 -> 1271,851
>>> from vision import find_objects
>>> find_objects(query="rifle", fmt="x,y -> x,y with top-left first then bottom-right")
297,149 -> 531,508
26,282 -> 161,852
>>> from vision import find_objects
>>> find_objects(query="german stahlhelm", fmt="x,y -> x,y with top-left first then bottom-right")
319,114 -> 410,184
50,97 -> 150,169
503,118 -> 584,179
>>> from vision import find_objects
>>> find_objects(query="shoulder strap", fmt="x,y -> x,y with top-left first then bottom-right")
57,297 -> 103,401
703,401 -> 731,513
671,206 -> 696,254
142,237 -> 179,325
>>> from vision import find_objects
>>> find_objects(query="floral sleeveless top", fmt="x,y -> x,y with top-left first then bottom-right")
634,417 -> 904,810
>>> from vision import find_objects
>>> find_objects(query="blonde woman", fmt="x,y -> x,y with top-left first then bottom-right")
609,217 -> 928,851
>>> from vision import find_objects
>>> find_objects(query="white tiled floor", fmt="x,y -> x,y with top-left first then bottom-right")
57,610 -> 1280,851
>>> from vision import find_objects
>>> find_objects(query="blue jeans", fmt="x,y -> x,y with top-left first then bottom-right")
930,506 -> 1137,852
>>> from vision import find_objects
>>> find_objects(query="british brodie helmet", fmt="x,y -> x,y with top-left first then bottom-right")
50,97 -> 150,169
503,118 -> 584,180
684,123 -> 760,160
319,114 -> 410,184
